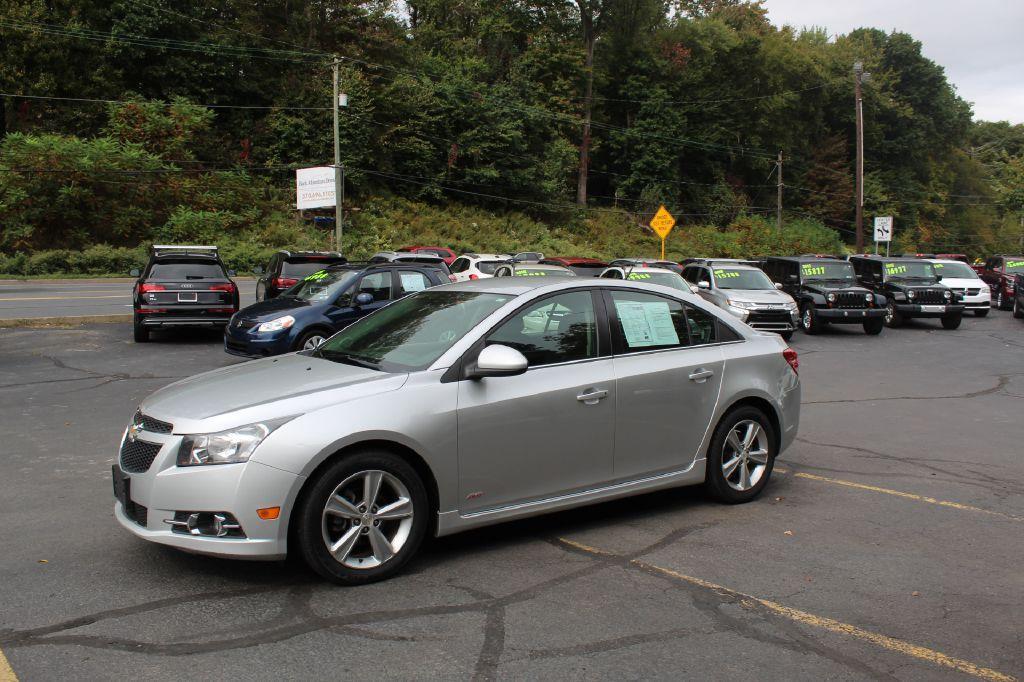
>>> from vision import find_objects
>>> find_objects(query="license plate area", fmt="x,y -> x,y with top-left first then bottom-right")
112,464 -> 130,505
177,292 -> 198,303
921,305 -> 945,313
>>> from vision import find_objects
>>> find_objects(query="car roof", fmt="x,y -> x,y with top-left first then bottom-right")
461,253 -> 508,260
708,264 -> 762,271
324,262 -> 441,273
278,250 -> 344,259
441,275 -> 701,297
850,256 -> 925,262
768,255 -> 850,263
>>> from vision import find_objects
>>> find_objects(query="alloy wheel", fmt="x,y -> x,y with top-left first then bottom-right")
885,303 -> 895,324
802,308 -> 812,329
721,420 -> 769,492
321,470 -> 414,569
303,335 -> 327,350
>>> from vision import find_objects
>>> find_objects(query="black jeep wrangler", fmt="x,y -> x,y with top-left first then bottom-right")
849,256 -> 963,329
761,256 -> 886,335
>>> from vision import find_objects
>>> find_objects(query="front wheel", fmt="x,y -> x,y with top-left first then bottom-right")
996,290 -> 1010,310
863,317 -> 884,335
295,329 -> 329,351
941,313 -> 962,330
1013,297 -> 1023,319
703,407 -> 776,504
884,301 -> 903,328
800,305 -> 823,335
295,451 -> 429,585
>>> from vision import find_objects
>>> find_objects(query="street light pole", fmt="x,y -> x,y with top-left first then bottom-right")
332,58 -> 343,254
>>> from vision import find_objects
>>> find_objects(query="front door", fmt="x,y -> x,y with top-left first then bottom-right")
456,290 -> 615,513
604,290 -> 725,479
327,271 -> 394,330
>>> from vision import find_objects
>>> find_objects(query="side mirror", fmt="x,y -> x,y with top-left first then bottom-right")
252,265 -> 264,275
129,268 -> 140,277
467,344 -> 528,379
354,292 -> 374,306
697,281 -> 710,289
774,282 -> 783,290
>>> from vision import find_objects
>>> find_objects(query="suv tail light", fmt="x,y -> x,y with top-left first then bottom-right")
469,274 -> 479,280
210,283 -> 237,293
272,277 -> 298,289
783,348 -> 799,375
138,284 -> 166,293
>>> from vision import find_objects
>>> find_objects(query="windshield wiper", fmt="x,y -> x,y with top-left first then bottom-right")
316,349 -> 381,370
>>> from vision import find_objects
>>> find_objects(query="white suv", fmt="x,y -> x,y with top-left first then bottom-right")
449,254 -> 510,281
928,259 -> 991,317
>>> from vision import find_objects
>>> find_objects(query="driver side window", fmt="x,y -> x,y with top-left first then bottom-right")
358,272 -> 393,302
486,291 -> 597,367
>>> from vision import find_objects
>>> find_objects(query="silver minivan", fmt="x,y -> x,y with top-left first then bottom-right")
113,279 -> 800,584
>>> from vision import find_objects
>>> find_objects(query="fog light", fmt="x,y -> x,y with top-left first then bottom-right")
165,511 -> 245,537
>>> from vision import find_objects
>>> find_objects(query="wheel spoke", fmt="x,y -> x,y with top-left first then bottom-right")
329,526 -> 361,562
375,497 -> 412,521
742,422 -> 760,450
325,494 -> 361,519
722,454 -> 742,479
738,460 -> 752,490
726,430 -> 744,455
747,448 -> 769,465
362,471 -> 383,509
367,526 -> 395,563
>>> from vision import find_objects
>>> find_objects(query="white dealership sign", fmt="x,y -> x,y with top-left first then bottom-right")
873,216 -> 893,243
296,166 -> 336,210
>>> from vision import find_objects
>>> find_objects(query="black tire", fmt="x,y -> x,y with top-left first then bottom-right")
1013,297 -> 1023,319
800,304 -> 823,335
974,308 -> 989,318
863,317 -> 884,335
295,450 -> 429,585
884,300 -> 903,328
294,328 -> 331,352
133,317 -> 149,343
703,406 -> 777,504
996,290 -> 1010,310
780,331 -> 794,341
941,313 -> 962,330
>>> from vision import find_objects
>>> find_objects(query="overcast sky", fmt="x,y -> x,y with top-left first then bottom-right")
761,0 -> 1024,124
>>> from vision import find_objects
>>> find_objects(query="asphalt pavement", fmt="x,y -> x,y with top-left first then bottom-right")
0,311 -> 1021,680
0,279 -> 258,320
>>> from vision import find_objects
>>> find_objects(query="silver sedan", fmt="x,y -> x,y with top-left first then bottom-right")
112,278 -> 801,584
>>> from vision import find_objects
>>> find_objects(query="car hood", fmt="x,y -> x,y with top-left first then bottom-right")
719,289 -> 794,304
140,353 -> 407,433
803,282 -> 871,295
237,296 -> 319,321
939,277 -> 983,288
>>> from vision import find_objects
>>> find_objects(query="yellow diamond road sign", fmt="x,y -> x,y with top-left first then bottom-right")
649,205 -> 675,239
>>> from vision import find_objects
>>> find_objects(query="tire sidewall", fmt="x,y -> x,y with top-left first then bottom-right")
294,329 -> 329,352
704,406 -> 776,504
296,451 -> 429,585
863,317 -> 884,335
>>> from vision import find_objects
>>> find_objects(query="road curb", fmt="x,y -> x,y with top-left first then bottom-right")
0,314 -> 133,328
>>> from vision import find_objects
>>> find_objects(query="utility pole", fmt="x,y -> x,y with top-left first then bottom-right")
332,58 -> 343,253
853,62 -> 870,253
776,150 -> 783,235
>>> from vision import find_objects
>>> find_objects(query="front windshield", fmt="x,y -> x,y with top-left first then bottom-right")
315,291 -> 514,372
801,261 -> 855,283
931,262 -> 978,279
883,261 -> 937,281
713,268 -> 774,290
1005,258 -> 1024,273
625,271 -> 689,292
285,269 -> 359,302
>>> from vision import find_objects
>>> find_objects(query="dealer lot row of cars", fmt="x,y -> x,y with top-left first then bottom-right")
114,244 -> 1020,584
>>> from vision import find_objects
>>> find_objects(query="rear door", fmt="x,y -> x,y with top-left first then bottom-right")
604,290 -> 725,479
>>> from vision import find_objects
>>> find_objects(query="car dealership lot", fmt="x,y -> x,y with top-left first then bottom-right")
0,316 -> 1021,680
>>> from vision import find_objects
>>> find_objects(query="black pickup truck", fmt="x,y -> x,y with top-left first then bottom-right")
849,256 -> 963,329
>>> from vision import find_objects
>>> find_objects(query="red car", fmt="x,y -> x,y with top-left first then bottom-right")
976,255 -> 1024,310
398,245 -> 458,266
538,257 -> 609,277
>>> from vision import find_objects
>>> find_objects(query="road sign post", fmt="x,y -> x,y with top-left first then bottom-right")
649,205 -> 676,260
873,216 -> 893,256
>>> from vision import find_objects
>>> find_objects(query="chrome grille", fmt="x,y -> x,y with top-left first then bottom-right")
120,438 -> 162,473
134,411 -> 172,434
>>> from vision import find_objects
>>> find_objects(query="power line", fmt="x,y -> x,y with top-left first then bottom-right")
575,83 -> 832,106
0,92 -> 330,111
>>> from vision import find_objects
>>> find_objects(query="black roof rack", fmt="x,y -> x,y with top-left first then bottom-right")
150,244 -> 220,258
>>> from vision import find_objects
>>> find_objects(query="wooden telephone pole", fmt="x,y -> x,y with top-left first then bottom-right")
854,62 -> 869,253
776,150 -> 783,234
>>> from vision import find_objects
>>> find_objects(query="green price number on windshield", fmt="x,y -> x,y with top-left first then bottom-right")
801,265 -> 825,276
933,263 -> 944,268
714,270 -> 740,278
885,264 -> 907,275
626,272 -> 651,280
1006,260 -> 1024,269
515,270 -> 547,277
304,270 -> 329,282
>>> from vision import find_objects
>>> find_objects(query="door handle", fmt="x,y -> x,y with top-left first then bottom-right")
688,368 -> 714,383
576,389 -> 608,404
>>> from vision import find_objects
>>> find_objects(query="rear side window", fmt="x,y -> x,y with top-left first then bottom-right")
281,260 -> 338,278
147,260 -> 225,279
608,291 -> 690,352
684,304 -> 718,345
398,271 -> 432,294
451,258 -> 469,273
477,261 -> 504,275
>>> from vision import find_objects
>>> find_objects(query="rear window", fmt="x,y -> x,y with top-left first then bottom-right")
282,259 -> 343,278
148,260 -> 225,280
477,261 -> 505,275
568,263 -> 607,276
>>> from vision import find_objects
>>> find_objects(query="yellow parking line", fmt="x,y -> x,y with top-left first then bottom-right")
0,647 -> 17,682
792,472 -> 1022,522
0,295 -> 130,302
557,538 -> 1015,682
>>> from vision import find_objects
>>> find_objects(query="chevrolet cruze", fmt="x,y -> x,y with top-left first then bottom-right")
113,278 -> 801,584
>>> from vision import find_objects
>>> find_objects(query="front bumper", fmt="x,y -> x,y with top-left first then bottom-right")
745,309 -> 798,333
223,324 -> 294,358
817,307 -> 885,323
894,303 -> 963,318
960,294 -> 991,311
113,434 -> 303,559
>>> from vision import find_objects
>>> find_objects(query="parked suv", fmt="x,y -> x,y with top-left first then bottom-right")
224,263 -> 447,357
683,262 -> 799,339
926,259 -> 990,317
1014,274 -> 1024,319
131,245 -> 239,342
397,246 -> 457,265
975,255 -> 1024,310
849,256 -> 963,329
762,257 -> 886,335
255,251 -> 346,302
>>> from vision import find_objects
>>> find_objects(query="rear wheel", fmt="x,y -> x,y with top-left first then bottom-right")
863,317 -> 884,335
941,313 -> 962,330
703,407 -> 776,504
974,308 -> 989,318
132,316 -> 149,343
996,290 -> 1009,310
295,451 -> 429,585
256,282 -> 266,302
884,301 -> 903,328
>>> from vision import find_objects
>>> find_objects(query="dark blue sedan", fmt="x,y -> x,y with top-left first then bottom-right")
224,263 -> 448,358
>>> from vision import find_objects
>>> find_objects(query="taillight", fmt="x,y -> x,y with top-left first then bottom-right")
272,278 -> 298,289
138,284 -> 165,293
469,274 -> 479,280
210,283 -> 237,292
783,348 -> 799,375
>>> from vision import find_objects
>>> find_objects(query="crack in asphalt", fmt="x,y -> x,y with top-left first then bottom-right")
0,354 -> 182,390
803,374 -> 1014,405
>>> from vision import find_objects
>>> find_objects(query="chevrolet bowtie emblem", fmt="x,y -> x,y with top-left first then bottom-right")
127,422 -> 143,442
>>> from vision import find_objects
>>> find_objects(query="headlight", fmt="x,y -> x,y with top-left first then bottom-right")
827,293 -> 837,302
864,293 -> 872,302
726,299 -> 757,309
943,290 -> 951,300
907,290 -> 916,299
257,315 -> 295,333
177,419 -> 292,466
